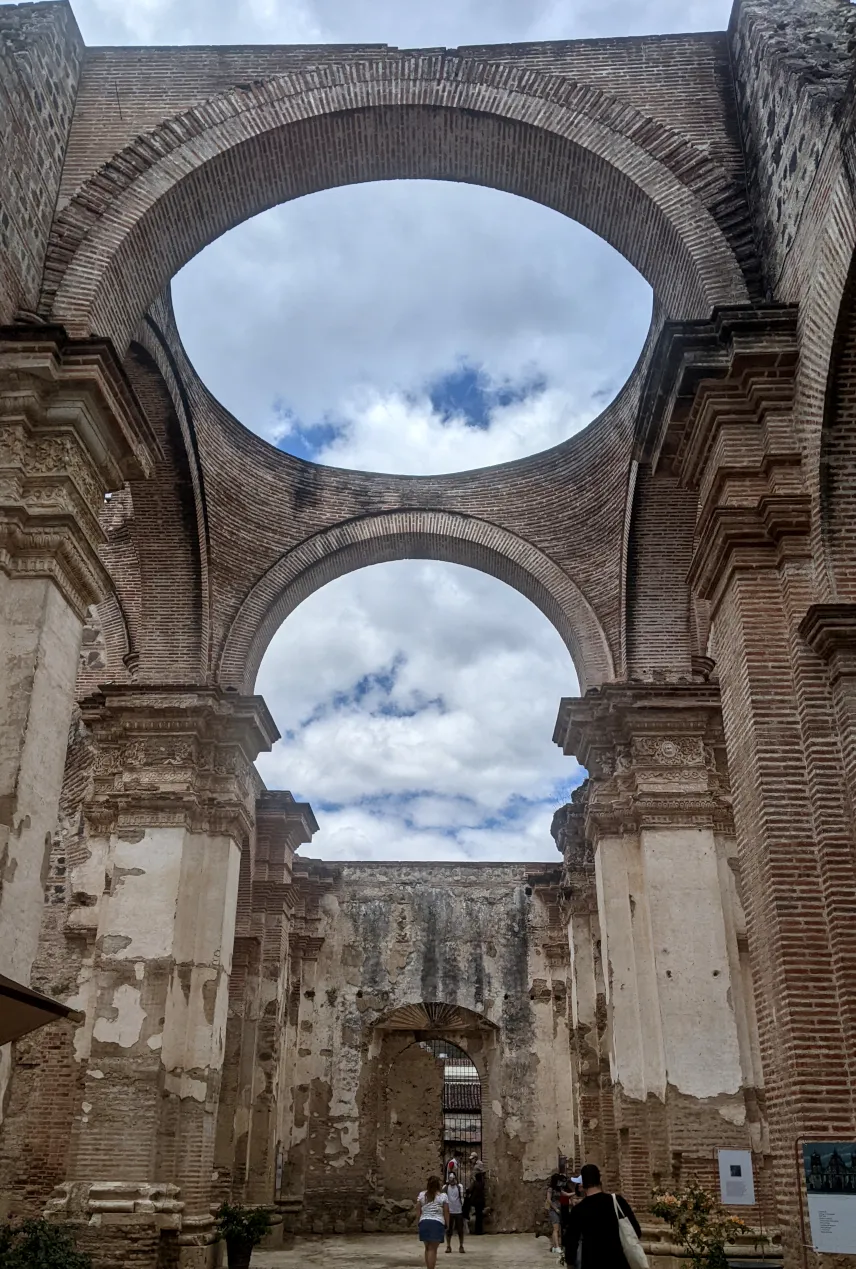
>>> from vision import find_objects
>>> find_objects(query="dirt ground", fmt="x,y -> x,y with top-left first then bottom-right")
255,1232 -> 556,1266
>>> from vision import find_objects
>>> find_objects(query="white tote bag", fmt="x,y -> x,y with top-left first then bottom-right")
612,1193 -> 649,1269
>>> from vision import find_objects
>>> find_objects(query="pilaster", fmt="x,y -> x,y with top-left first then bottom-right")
640,305 -> 856,1258
0,328 -> 159,1044
52,685 -> 278,1268
554,683 -> 761,1210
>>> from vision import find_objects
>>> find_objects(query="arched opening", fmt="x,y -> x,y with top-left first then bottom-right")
171,180 -> 653,473
419,1037 -> 483,1191
254,559 -> 584,861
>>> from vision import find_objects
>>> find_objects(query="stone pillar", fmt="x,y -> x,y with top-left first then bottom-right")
553,793 -> 618,1187
278,860 -> 335,1233
245,793 -> 317,1207
0,330 -> 157,995
554,682 -> 761,1210
48,685 -> 278,1268
639,306 -> 856,1259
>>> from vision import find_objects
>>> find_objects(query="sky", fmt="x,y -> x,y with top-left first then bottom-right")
60,0 -> 734,862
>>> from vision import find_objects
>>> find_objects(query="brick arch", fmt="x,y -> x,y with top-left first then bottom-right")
43,57 -> 750,353
821,250 -> 856,598
217,510 -> 614,695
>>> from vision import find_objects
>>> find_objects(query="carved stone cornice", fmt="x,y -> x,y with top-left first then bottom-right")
635,305 -> 808,613
0,327 -> 160,618
254,789 -> 319,885
79,685 -> 279,839
287,933 -> 325,962
800,604 -> 856,680
554,682 -> 732,837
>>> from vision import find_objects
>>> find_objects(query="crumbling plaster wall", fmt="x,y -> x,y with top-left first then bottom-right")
278,862 -> 574,1234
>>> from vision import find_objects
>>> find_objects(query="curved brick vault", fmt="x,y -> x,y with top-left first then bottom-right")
31,40 -> 765,694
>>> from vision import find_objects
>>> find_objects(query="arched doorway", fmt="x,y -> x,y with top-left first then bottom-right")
418,1037 -> 483,1192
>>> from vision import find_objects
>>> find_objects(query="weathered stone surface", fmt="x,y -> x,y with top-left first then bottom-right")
1,3 -> 856,1268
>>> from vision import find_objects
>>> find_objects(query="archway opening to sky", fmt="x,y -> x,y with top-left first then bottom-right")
173,179 -> 653,475
254,560 -> 585,860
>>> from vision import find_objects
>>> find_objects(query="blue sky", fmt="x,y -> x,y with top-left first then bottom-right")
61,0 -> 734,861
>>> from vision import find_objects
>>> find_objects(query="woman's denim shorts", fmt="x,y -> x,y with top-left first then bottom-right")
419,1218 -> 446,1243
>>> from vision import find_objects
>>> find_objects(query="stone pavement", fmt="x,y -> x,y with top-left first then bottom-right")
255,1233 -> 555,1265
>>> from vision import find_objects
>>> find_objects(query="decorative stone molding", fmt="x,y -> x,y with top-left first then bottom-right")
553,681 -> 733,837
45,1180 -> 183,1230
636,305 -> 809,612
79,684 -> 279,839
800,603 -> 856,677
0,327 -> 160,618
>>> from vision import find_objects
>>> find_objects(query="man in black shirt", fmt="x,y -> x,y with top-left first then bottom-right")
563,1163 -> 642,1269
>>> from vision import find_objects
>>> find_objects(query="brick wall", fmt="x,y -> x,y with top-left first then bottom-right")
0,1 -> 82,323
729,0 -> 856,296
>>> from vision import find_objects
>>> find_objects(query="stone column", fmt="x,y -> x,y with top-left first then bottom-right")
245,793 -> 317,1207
553,793 -> 618,1186
0,330 -> 157,995
639,306 -> 856,1259
49,685 -> 278,1268
554,682 -> 760,1210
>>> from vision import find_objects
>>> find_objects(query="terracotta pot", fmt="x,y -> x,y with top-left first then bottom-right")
226,1237 -> 254,1269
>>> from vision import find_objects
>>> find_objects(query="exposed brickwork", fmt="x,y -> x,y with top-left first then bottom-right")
4,5 -> 856,1268
0,2 -> 82,323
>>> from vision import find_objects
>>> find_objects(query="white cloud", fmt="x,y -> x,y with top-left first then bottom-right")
172,180 -> 652,473
255,561 -> 583,861
67,0 -> 735,49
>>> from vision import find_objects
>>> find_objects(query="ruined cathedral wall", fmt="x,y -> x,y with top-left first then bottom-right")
280,862 -> 574,1235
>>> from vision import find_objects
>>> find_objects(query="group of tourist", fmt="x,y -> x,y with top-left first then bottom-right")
415,1152 -> 486,1267
415,1157 -> 642,1269
545,1163 -> 643,1268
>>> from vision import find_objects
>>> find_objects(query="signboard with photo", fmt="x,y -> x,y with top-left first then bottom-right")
718,1149 -> 755,1206
803,1143 -> 856,1253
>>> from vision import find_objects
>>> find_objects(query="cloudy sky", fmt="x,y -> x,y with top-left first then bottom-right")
64,0 -> 733,862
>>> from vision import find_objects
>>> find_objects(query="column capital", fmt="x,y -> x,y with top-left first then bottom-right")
0,326 -> 161,617
80,684 -> 279,840
554,681 -> 732,836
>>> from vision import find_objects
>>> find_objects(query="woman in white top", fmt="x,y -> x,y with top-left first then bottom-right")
444,1169 -> 466,1254
416,1176 -> 449,1269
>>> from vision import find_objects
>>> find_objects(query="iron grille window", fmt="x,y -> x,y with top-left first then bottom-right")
418,1037 -> 483,1191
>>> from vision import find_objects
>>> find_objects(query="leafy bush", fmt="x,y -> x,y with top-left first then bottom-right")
652,1182 -> 763,1269
0,1218 -> 93,1268
214,1203 -> 272,1246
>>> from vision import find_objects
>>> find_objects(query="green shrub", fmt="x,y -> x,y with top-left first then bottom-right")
213,1202 -> 272,1245
0,1218 -> 93,1268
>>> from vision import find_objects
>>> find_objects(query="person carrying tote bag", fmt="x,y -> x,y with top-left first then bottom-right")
612,1192 -> 649,1269
563,1163 -> 647,1269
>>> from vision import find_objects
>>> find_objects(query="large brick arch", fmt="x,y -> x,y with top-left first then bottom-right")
821,251 -> 856,598
218,510 -> 613,695
42,57 -> 750,352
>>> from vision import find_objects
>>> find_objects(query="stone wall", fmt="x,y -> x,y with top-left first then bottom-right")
277,862 -> 575,1235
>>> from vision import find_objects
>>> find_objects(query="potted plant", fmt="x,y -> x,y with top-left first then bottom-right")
214,1202 -> 272,1269
0,1217 -> 93,1268
651,1181 -> 763,1269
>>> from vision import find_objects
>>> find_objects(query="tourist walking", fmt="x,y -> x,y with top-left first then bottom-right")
417,1176 -> 450,1269
465,1154 -> 486,1235
444,1168 -> 466,1254
563,1164 -> 643,1269
545,1173 -> 565,1254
